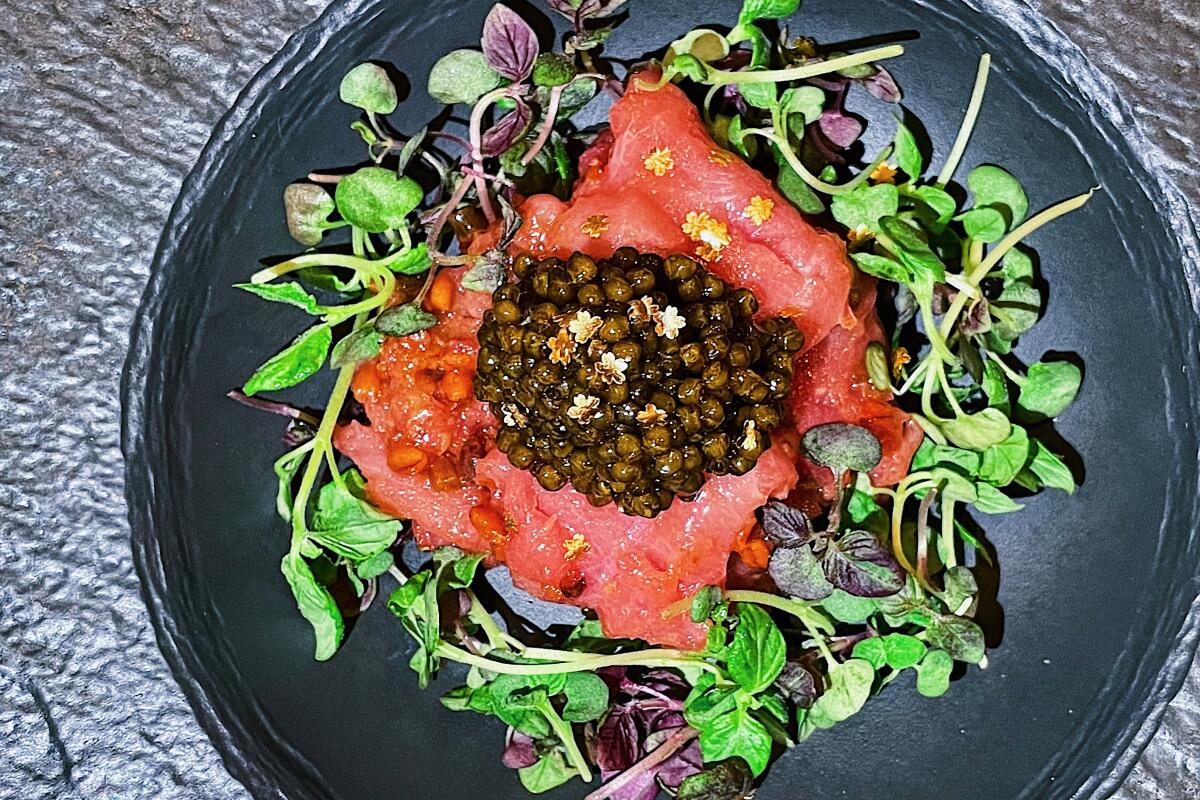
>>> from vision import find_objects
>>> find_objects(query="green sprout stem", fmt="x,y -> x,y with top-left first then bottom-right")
708,44 -> 905,86
750,127 -> 891,196
937,53 -> 992,187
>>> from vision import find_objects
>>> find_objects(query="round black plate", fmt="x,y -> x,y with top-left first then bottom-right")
123,1 -> 1200,798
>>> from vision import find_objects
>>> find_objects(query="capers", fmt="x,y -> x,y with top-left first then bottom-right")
475,248 -> 797,517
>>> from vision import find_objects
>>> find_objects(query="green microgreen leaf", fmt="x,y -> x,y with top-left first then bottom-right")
877,216 -> 946,287
865,341 -> 891,391
561,672 -> 610,722
518,751 -> 575,794
462,250 -> 506,293
532,53 -> 576,87
235,281 -> 322,315
1017,360 -> 1082,418
774,148 -> 825,214
691,585 -> 723,623
958,206 -> 1007,243
893,118 -> 922,180
390,242 -> 432,275
727,604 -> 787,694
281,551 -> 344,661
676,759 -> 754,800
738,0 -> 801,24
973,482 -> 1024,514
698,708 -> 773,777
356,550 -> 394,580
801,658 -> 873,736
968,164 -> 1028,228
330,326 -> 384,369
428,49 -> 504,105
982,360 -> 1011,413
282,183 -> 336,247
977,425 -> 1030,486
243,324 -> 332,396
925,614 -> 986,663
880,633 -> 927,669
999,246 -> 1034,282
335,167 -> 423,233
309,470 -> 403,561
831,184 -> 899,233
852,252 -> 910,284
780,86 -> 824,126
915,648 -> 954,697
1028,440 -> 1076,493
672,53 -> 710,82
339,63 -> 399,114
768,543 -> 833,600
939,408 -> 1012,451
375,303 -> 437,337
912,185 -> 957,231
739,76 -> 777,109
821,588 -> 878,623
988,280 -> 1042,344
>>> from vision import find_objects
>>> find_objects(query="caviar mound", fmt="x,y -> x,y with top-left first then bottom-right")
474,248 -> 803,518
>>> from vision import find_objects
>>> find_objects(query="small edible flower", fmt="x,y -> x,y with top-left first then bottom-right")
581,214 -> 610,238
744,196 -> 774,226
595,351 -> 629,385
566,393 -> 601,423
568,309 -> 603,343
654,305 -> 686,340
643,147 -> 675,176
548,328 -> 575,365
636,403 -> 667,424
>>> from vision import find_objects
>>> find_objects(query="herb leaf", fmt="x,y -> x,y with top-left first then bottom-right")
915,648 -> 954,697
561,672 -> 610,722
330,326 -> 384,369
281,551 -> 344,660
760,501 -> 813,547
831,184 -> 899,233
968,165 -> 1028,228
481,4 -> 538,81
893,119 -> 922,180
235,281 -> 322,315
283,183 -> 335,246
925,614 -> 986,663
428,49 -> 504,105
698,708 -> 773,777
376,303 -> 437,337
939,408 -> 1012,451
243,325 -> 332,396
1028,441 -> 1075,493
853,252 -> 909,283
518,751 -> 575,794
977,425 -> 1030,486
801,422 -> 883,475
738,0 -> 801,24
335,167 -> 423,233
339,63 -> 399,114
823,530 -> 904,597
1017,360 -> 1082,418
768,542 -> 833,600
727,604 -> 786,694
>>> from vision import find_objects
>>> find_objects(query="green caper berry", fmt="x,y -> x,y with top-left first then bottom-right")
664,254 -> 698,280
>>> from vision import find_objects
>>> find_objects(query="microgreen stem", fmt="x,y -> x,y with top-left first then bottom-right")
749,128 -> 891,196
539,700 -> 592,782
289,361 -> 359,545
724,591 -> 836,636
434,642 -> 720,676
936,53 -> 991,187
915,487 -> 937,587
522,83 -> 566,166
984,349 -> 1027,385
940,496 -> 958,569
250,249 -> 412,284
466,590 -> 512,652
583,727 -> 698,800
937,361 -> 966,417
468,87 -> 510,224
939,189 -> 1095,338
708,44 -> 905,86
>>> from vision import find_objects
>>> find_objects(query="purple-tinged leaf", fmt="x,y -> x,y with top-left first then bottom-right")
502,728 -> 540,769
768,543 -> 833,600
760,501 -> 813,547
959,298 -> 992,336
585,727 -> 699,800
549,0 -> 629,23
774,661 -> 819,708
482,4 -> 539,81
595,707 -> 641,771
823,529 -> 904,597
863,66 -> 902,102
818,109 -> 864,148
481,97 -> 533,156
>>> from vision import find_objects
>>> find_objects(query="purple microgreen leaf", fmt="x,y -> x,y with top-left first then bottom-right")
822,530 -> 904,597
481,97 -> 533,157
462,249 -> 507,293
767,543 -> 833,600
502,728 -> 540,769
959,298 -> 992,336
774,661 -> 819,708
760,500 -> 814,547
863,65 -> 902,102
818,109 -> 864,149
595,707 -> 642,771
801,422 -> 883,475
482,4 -> 539,81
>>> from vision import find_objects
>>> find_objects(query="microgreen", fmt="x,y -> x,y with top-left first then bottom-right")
428,49 -> 504,105
283,183 -> 336,246
334,168 -> 423,233
339,63 -> 399,115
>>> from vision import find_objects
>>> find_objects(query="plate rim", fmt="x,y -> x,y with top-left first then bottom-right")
120,1 -> 1200,798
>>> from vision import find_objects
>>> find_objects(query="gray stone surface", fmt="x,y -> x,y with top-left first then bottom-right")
0,1 -> 1195,799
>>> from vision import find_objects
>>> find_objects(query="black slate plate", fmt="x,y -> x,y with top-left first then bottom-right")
122,1 -> 1200,798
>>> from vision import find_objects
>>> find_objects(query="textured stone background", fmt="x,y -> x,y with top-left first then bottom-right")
0,1 -> 1195,799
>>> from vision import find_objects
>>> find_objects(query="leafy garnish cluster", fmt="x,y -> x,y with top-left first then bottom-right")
231,0 -> 1089,797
